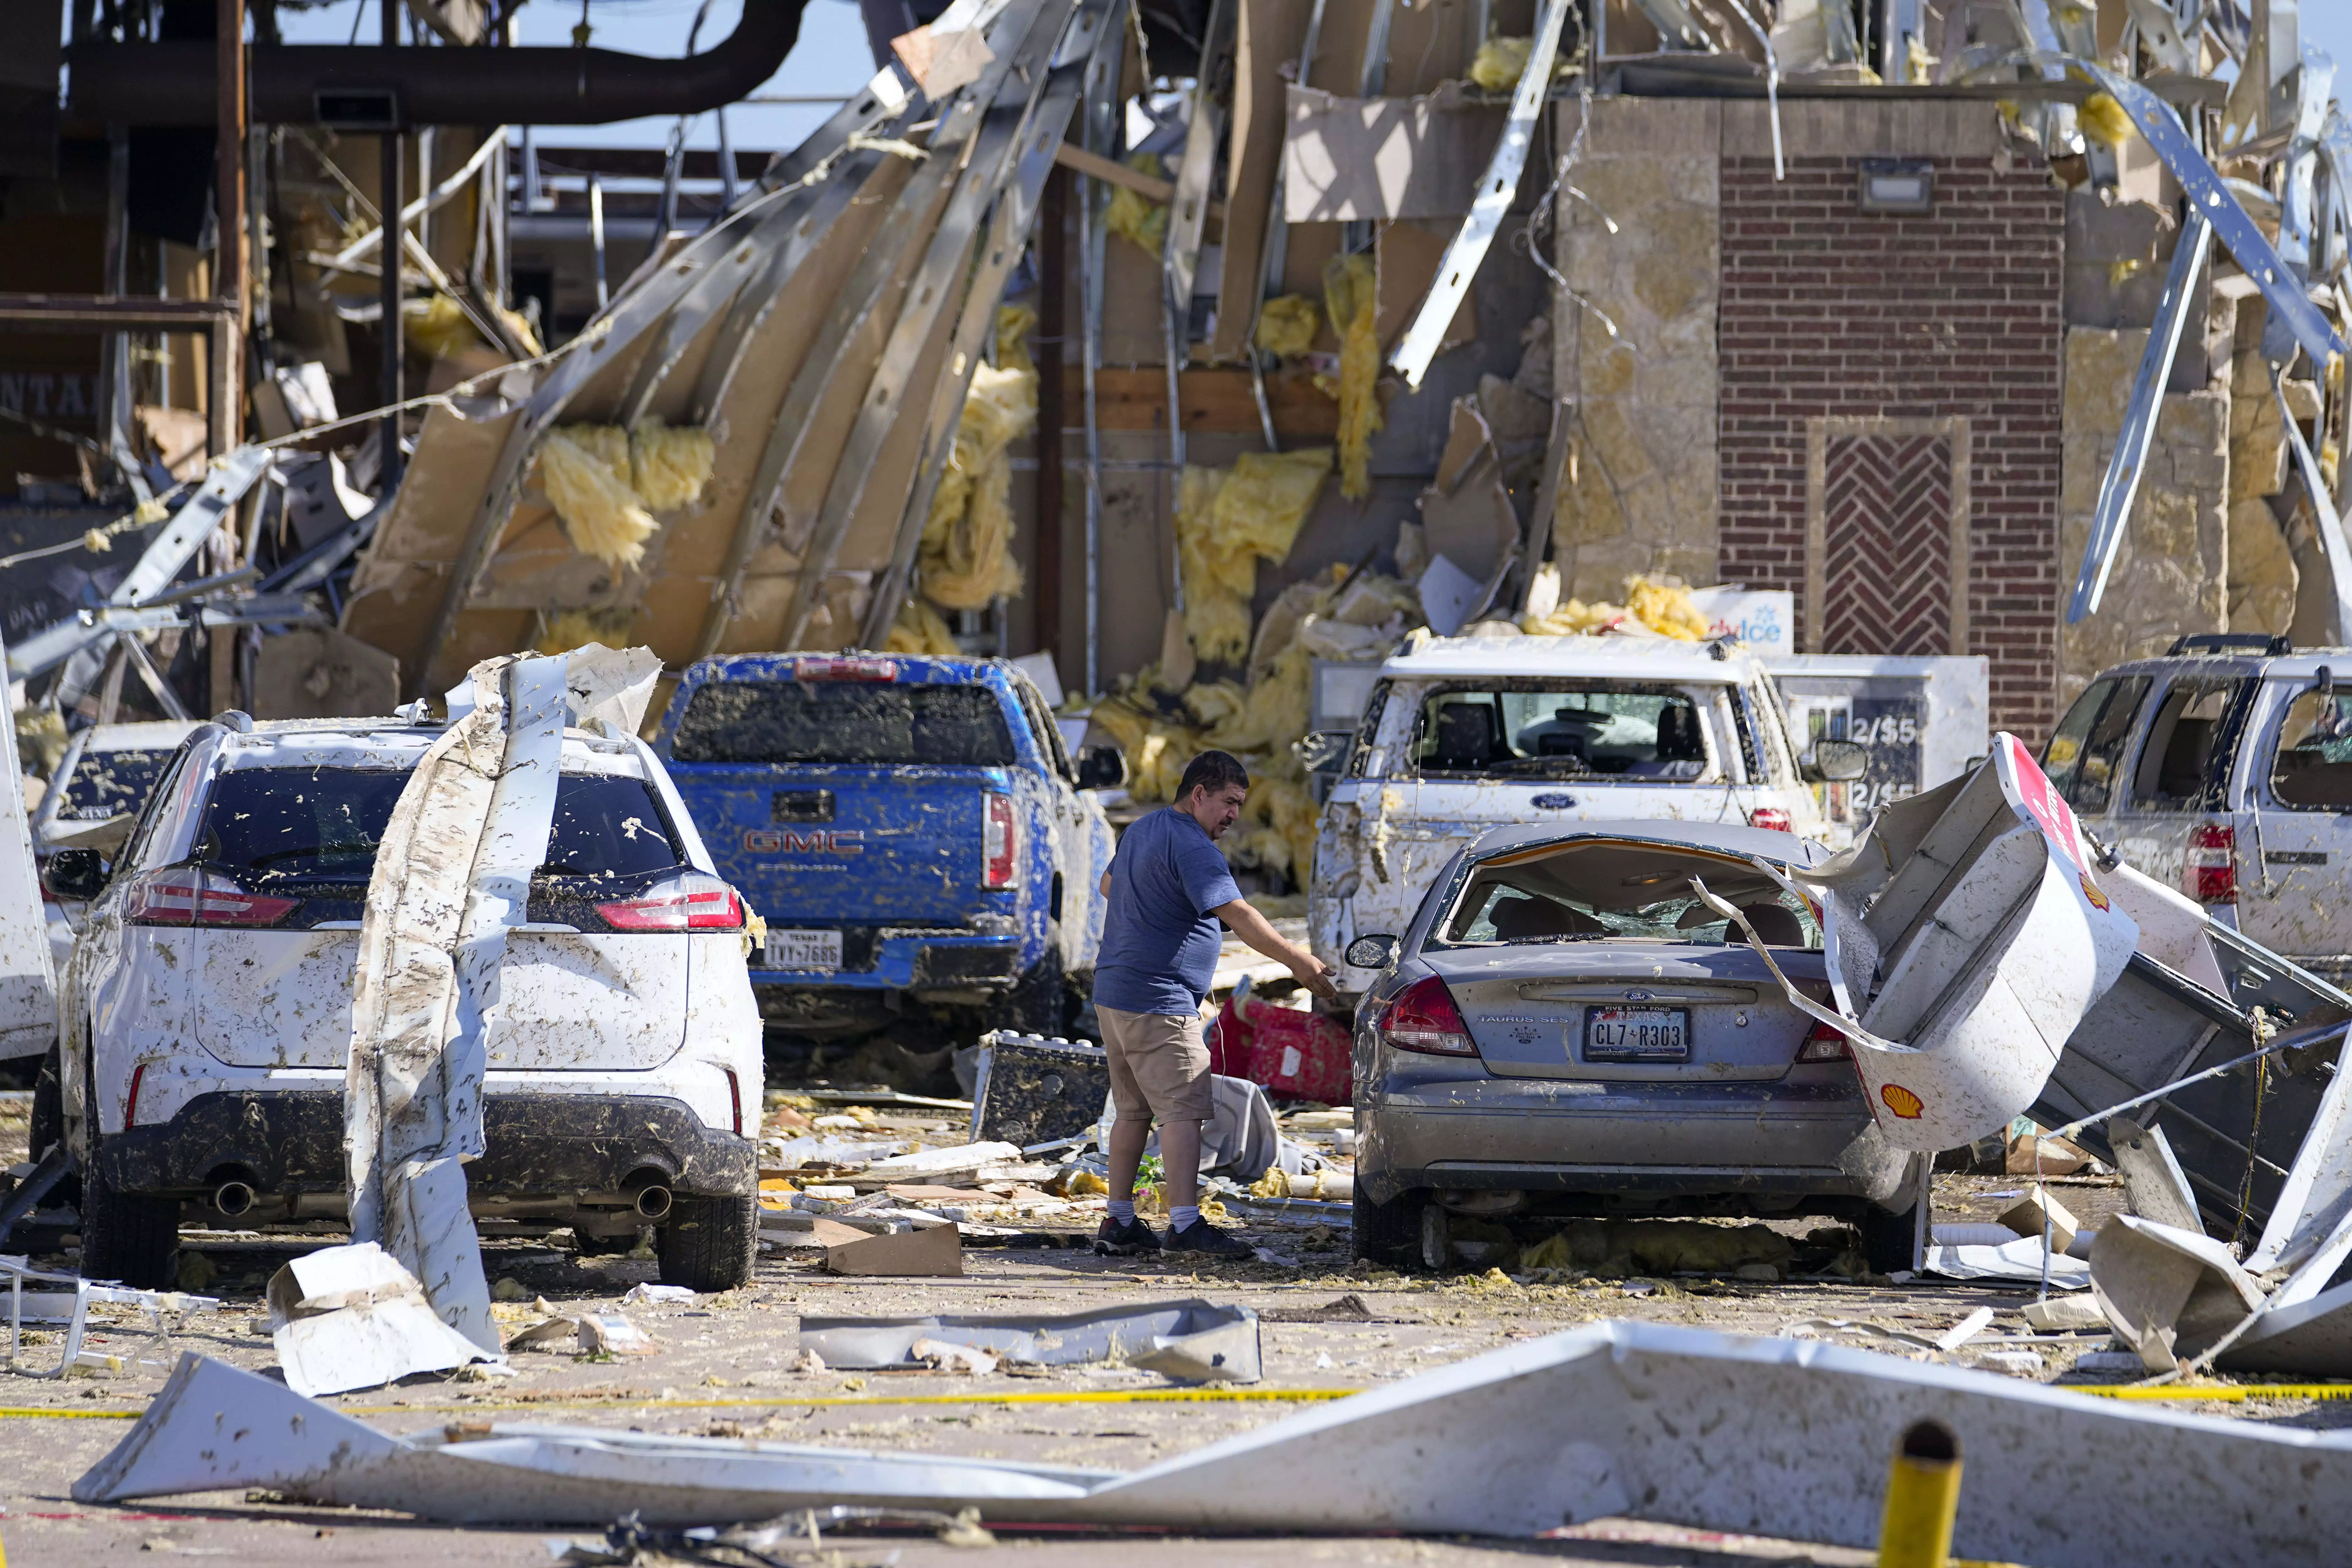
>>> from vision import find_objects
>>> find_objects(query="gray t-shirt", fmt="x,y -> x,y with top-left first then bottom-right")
1092,806 -> 1242,1016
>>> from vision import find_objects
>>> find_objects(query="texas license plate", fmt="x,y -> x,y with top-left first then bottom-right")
766,929 -> 843,972
1584,1006 -> 1689,1062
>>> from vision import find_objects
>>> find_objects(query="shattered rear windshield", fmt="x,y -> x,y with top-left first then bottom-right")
192,768 -> 684,883
671,680 -> 1018,767
1439,840 -> 1821,949
59,748 -> 174,821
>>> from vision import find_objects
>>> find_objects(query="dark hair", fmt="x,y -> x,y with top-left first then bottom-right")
1177,749 -> 1251,802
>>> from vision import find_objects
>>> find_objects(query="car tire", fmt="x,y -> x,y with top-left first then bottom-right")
989,930 -> 1068,1037
1351,1185 -> 1420,1268
659,1193 -> 757,1292
79,1152 -> 181,1289
1860,1198 -> 1921,1275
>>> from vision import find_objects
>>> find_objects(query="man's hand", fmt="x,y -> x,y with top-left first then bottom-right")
1214,897 -> 1338,1000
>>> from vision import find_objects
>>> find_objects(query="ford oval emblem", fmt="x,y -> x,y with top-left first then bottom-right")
1622,989 -> 1653,1002
1532,792 -> 1578,809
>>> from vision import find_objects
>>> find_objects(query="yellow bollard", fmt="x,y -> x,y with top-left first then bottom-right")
1878,1418 -> 1962,1568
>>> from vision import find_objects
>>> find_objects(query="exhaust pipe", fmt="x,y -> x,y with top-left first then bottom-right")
633,1185 -> 673,1221
212,1179 -> 256,1218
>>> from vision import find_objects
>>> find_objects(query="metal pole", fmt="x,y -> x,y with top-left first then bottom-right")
216,0 -> 249,451
716,108 -> 739,214
100,126 -> 142,493
1036,166 -> 1067,674
588,174 -> 609,311
379,0 -> 404,492
1081,47 -> 1112,698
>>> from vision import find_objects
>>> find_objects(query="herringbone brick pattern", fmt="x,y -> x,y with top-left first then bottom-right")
1822,434 -> 1952,656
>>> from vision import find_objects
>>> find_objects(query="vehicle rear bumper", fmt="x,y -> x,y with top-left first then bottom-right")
97,1090 -> 757,1199
1356,1086 -> 1907,1207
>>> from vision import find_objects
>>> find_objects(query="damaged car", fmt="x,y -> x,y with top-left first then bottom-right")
1345,822 -> 1917,1272
44,710 -> 762,1291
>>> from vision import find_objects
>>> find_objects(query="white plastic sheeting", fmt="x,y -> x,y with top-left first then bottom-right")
343,644 -> 662,1352
75,1321 -> 2352,1564
0,629 -> 58,1060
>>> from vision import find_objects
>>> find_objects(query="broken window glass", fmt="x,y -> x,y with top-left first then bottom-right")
2270,688 -> 2352,810
58,748 -> 175,822
2042,675 -> 2149,814
671,681 -> 1018,768
2130,679 -> 2248,810
1436,839 -> 1821,949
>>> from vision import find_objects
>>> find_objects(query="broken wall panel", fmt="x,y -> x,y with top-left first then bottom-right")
1210,0 -> 1317,364
1281,88 -> 1509,223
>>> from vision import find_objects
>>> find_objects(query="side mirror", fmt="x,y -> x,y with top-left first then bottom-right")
1294,728 -> 1353,773
1075,745 -> 1127,791
42,847 -> 107,902
1803,738 -> 1869,783
1344,933 -> 1399,969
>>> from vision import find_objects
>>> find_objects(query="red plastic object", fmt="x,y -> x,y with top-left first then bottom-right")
1208,986 -> 1353,1104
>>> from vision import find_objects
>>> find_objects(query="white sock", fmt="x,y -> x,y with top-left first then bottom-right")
1108,1199 -> 1136,1225
1170,1205 -> 1200,1230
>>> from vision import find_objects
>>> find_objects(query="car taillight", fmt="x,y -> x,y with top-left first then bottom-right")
595,872 -> 746,932
792,655 -> 899,681
2187,823 -> 2237,905
1378,976 -> 1478,1056
1796,1020 -> 1851,1062
724,1067 -> 744,1136
124,1062 -> 146,1129
982,792 -> 1018,889
1748,806 -> 1792,832
126,868 -> 299,928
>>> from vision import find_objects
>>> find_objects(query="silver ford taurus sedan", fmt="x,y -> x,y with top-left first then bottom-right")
1345,822 -> 1918,1272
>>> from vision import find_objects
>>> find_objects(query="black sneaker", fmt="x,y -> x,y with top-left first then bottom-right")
1094,1216 -> 1163,1255
1163,1219 -> 1252,1258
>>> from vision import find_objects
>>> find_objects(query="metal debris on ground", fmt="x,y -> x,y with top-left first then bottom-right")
800,1300 -> 1262,1384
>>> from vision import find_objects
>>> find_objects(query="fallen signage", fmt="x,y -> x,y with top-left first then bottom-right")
75,1322 -> 2352,1563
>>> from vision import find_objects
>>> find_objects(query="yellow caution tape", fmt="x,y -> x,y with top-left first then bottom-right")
0,1386 -> 1363,1422
2074,1383 -> 2352,1402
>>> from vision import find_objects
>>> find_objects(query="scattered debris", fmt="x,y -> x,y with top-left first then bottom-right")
825,1223 -> 964,1277
265,1243 -> 499,1397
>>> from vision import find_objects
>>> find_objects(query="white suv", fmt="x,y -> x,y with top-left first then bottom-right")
44,711 -> 762,1291
1308,633 -> 1859,1002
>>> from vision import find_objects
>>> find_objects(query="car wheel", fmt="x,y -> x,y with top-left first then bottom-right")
79,1151 -> 181,1289
1859,1198 -> 1922,1274
989,930 -> 1067,1038
658,1193 -> 757,1292
1351,1185 -> 1420,1268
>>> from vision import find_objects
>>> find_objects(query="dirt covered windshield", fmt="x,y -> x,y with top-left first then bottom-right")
1439,838 -> 1820,949
1407,680 -> 1726,781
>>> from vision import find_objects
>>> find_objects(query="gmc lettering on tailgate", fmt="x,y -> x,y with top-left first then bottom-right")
744,828 -> 865,854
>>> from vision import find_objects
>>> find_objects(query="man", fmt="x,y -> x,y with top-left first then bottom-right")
1090,749 -> 1335,1257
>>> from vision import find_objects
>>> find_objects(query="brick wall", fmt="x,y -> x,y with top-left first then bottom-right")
1715,146 -> 2067,737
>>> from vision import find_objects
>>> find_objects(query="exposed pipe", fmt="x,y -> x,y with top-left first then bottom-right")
632,1183 -> 673,1220
212,1179 -> 256,1218
66,0 -> 808,128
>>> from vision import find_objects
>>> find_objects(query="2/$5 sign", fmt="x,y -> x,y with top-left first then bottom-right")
744,827 -> 865,855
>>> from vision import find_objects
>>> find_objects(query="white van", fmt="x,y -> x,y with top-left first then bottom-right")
1306,633 -> 1859,1001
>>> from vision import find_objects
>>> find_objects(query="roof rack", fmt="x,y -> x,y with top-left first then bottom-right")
2165,634 -> 2291,657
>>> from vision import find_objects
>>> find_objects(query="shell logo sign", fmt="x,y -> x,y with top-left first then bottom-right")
2079,874 -> 2110,911
1881,1083 -> 1924,1119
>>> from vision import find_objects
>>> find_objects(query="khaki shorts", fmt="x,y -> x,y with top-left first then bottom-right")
1097,1004 -> 1213,1123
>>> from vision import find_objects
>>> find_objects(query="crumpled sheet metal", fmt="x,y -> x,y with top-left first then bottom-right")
266,1241 -> 496,1397
0,626 -> 56,1061
799,1300 -> 1260,1382
1706,735 -> 2138,1151
344,644 -> 662,1353
75,1322 -> 2352,1563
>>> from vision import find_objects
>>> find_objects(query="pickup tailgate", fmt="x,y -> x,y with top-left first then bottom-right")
687,764 -> 992,927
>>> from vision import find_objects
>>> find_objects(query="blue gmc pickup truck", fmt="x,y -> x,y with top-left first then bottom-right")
652,653 -> 1121,1050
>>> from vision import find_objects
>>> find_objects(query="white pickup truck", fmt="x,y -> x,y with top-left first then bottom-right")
1306,633 -> 1863,1002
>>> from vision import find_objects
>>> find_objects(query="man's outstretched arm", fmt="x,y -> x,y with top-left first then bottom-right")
1213,897 -> 1336,997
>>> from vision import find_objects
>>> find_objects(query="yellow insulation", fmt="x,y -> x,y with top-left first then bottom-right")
628,417 -> 716,513
15,705 -> 67,776
1521,575 -> 1712,641
534,607 -> 636,656
402,291 -> 542,361
994,303 -> 1038,374
1470,35 -> 1532,90
1088,693 -> 1200,803
885,597 -> 963,656
538,427 -> 658,570
1323,254 -> 1382,500
2078,91 -> 2136,149
919,353 -> 1038,610
1254,294 -> 1320,359
1105,154 -> 1169,257
1176,449 -> 1334,662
